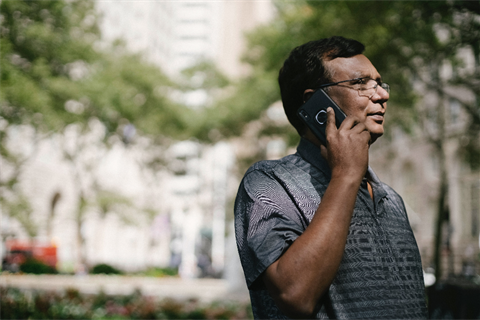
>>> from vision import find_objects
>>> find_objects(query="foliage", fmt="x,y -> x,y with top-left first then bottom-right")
0,0 -> 189,210
141,267 -> 178,278
199,1 -> 479,150
94,188 -> 136,223
180,59 -> 230,92
90,263 -> 122,275
0,193 -> 37,238
19,258 -> 58,275
1,0 -> 98,134
0,287 -> 253,319
0,0 -> 190,141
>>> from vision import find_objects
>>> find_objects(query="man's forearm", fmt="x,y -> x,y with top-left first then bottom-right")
263,174 -> 362,318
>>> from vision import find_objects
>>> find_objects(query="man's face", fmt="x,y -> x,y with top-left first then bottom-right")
323,54 -> 389,144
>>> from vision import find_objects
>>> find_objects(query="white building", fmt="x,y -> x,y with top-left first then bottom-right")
96,1 -> 274,78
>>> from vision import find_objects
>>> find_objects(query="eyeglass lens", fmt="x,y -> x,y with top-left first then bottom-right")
358,79 -> 390,98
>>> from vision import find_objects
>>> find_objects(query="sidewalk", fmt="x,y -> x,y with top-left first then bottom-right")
0,274 -> 249,303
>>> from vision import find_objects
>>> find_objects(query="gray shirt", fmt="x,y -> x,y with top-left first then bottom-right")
234,138 -> 427,319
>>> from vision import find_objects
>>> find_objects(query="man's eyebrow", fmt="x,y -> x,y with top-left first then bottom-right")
364,76 -> 383,84
352,71 -> 382,81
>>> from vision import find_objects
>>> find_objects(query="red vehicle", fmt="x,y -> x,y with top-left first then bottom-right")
2,239 -> 57,272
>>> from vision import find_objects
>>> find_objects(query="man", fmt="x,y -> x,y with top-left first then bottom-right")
234,36 -> 428,319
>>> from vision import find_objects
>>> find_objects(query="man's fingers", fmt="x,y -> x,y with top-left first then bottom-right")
339,115 -> 361,130
325,107 -> 336,139
351,121 -> 367,134
360,130 -> 371,143
349,121 -> 370,144
327,111 -> 370,144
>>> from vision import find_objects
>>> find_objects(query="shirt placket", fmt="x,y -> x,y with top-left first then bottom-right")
359,179 -> 395,282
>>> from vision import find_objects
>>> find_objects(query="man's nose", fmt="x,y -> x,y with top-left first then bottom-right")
372,86 -> 389,103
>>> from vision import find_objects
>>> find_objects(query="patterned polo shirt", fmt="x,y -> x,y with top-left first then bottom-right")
234,138 -> 427,319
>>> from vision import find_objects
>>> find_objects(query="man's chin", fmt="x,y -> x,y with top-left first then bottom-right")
369,131 -> 383,145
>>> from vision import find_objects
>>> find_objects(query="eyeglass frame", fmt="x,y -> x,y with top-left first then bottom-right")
316,77 -> 390,98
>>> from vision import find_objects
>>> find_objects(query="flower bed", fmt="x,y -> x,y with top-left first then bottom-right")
0,286 -> 252,319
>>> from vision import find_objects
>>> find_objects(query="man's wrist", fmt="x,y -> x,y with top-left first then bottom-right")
330,169 -> 364,185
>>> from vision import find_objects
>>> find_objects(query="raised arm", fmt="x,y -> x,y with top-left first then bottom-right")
262,107 -> 371,318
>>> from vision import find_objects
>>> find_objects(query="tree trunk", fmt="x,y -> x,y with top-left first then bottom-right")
433,146 -> 449,281
432,73 -> 451,280
75,193 -> 88,273
46,192 -> 61,241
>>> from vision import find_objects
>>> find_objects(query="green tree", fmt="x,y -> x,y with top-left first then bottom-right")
0,0 -> 188,139
0,0 -> 191,267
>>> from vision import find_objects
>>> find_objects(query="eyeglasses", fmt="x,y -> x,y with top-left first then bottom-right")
317,77 -> 390,99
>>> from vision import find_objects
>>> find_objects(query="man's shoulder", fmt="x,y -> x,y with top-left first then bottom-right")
239,152 -> 325,209
383,183 -> 401,197
380,181 -> 404,203
243,153 -> 303,177
368,168 -> 404,204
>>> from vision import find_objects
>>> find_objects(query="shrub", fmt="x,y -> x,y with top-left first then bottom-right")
19,259 -> 57,274
143,267 -> 178,277
90,263 -> 122,275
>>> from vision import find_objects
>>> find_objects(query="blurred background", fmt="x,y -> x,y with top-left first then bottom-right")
1,0 -> 479,319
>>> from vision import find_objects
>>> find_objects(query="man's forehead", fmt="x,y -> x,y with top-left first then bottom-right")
326,54 -> 381,80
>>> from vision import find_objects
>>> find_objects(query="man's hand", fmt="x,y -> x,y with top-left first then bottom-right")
322,106 -> 370,183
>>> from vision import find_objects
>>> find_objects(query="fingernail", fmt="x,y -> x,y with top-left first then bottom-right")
327,107 -> 332,112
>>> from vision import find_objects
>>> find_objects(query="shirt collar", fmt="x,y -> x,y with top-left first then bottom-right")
366,167 -> 389,204
296,137 -> 332,179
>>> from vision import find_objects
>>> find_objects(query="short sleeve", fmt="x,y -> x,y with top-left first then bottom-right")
234,168 -> 306,289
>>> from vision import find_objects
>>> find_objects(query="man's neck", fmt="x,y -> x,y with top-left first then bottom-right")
303,132 -> 373,199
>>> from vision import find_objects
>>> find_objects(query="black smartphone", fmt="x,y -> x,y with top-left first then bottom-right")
297,89 -> 346,145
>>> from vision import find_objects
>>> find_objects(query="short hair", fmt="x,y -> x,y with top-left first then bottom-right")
278,36 -> 365,136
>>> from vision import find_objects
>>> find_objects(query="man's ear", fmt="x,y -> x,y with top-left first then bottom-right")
303,89 -> 315,103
